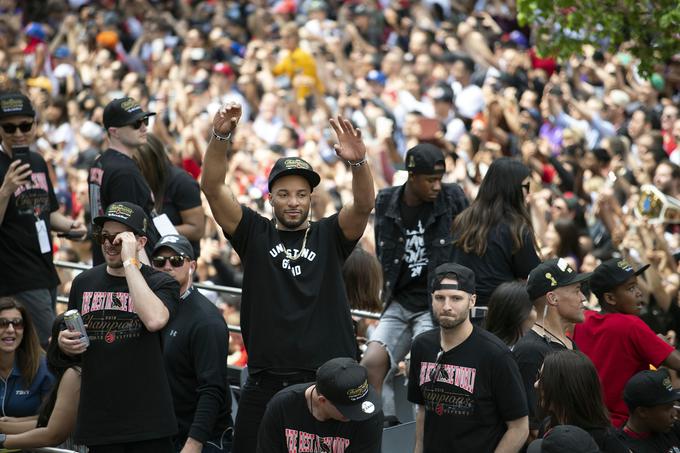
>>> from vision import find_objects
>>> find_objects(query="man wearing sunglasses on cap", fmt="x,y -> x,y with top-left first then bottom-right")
58,201 -> 180,452
0,91 -> 87,348
88,96 -> 157,266
151,234 -> 232,453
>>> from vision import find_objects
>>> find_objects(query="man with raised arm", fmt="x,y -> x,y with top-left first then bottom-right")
201,102 -> 375,453
58,201 -> 179,452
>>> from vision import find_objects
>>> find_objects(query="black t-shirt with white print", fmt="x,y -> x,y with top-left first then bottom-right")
88,148 -> 154,265
256,383 -> 383,453
393,202 -> 432,312
0,149 -> 59,295
68,264 -> 179,446
407,327 -> 528,453
227,206 -> 358,372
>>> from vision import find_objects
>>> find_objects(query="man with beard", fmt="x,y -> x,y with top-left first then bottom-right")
362,143 -> 468,427
201,102 -> 374,453
58,201 -> 179,452
407,263 -> 529,453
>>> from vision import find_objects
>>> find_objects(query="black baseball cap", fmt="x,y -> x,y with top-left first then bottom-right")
316,357 -> 381,421
431,263 -> 476,294
153,234 -> 195,260
405,144 -> 445,174
93,202 -> 150,236
526,258 -> 592,301
267,157 -> 321,192
0,92 -> 35,120
623,369 -> 680,411
589,258 -> 650,301
429,83 -> 454,104
103,97 -> 155,129
527,425 -> 600,453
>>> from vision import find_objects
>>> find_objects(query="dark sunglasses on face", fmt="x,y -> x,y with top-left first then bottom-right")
93,232 -> 122,245
0,318 -> 24,329
152,255 -> 186,268
129,117 -> 149,130
1,122 -> 34,134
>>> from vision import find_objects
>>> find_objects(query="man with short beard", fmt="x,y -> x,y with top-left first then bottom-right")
201,103 -> 375,453
407,263 -> 529,453
58,201 -> 179,452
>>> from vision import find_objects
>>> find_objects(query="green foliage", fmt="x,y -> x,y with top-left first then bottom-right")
516,0 -> 680,77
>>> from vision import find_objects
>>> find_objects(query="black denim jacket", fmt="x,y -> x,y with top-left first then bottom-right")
374,183 -> 468,307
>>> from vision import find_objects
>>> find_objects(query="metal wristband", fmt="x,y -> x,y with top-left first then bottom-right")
348,157 -> 368,167
212,128 -> 232,142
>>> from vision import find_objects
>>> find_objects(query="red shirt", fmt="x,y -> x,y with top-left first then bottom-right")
572,311 -> 674,428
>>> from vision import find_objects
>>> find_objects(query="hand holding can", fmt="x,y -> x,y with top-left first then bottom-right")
64,309 -> 90,347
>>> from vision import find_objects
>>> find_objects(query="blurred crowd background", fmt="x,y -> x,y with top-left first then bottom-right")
2,0 -> 680,362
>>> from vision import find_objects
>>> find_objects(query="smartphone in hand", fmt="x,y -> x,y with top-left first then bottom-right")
12,146 -> 31,168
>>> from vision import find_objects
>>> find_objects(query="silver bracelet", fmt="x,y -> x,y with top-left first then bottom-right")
348,157 -> 368,167
212,128 -> 232,142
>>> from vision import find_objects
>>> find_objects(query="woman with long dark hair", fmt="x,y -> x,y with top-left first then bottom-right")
535,350 -> 629,452
485,282 -> 536,348
542,218 -> 585,270
342,247 -> 383,358
0,297 -> 53,417
135,133 -> 206,258
451,157 -> 541,308
0,313 -> 83,451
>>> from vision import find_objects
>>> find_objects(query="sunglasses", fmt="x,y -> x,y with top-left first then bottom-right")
1,122 -> 34,134
128,117 -> 149,129
93,232 -> 122,245
0,318 -> 24,329
152,255 -> 186,268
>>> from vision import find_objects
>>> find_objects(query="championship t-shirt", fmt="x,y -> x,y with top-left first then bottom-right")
256,383 -> 383,453
162,165 -> 202,258
227,206 -> 358,371
0,149 -> 59,295
573,311 -> 675,428
88,148 -> 154,265
68,264 -> 179,445
392,202 -> 432,312
407,327 -> 528,452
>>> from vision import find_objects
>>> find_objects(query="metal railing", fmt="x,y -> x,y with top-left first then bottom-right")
54,261 -> 381,334
28,448 -> 80,453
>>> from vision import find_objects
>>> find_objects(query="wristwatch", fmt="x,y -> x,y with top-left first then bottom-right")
0,433 -> 7,447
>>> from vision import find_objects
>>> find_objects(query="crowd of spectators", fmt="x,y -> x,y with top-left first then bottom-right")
2,0 -> 680,451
